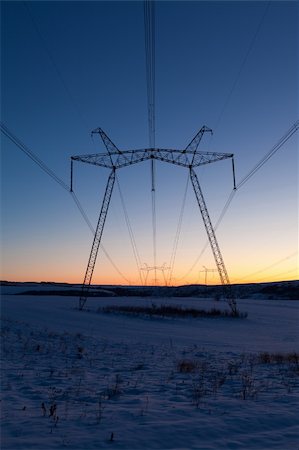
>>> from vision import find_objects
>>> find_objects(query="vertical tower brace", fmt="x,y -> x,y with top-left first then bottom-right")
189,168 -> 237,314
79,168 -> 116,310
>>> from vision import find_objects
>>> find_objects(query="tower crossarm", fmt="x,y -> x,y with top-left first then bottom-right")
92,127 -> 122,154
71,149 -> 233,169
183,125 -> 213,154
189,167 -> 237,315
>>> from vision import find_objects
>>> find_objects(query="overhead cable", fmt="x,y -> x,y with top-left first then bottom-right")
144,0 -> 157,282
251,268 -> 298,284
116,174 -> 144,285
232,252 -> 298,283
0,122 -> 69,191
167,174 -> 189,285
144,0 -> 156,148
23,1 -> 91,133
1,123 -> 131,285
236,120 -> 299,189
213,1 -> 271,132
178,120 -> 299,283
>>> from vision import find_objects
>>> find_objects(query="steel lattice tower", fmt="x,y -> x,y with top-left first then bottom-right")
71,126 -> 238,314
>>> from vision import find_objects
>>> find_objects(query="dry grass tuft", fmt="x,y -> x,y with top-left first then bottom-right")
258,352 -> 299,364
100,304 -> 247,319
177,359 -> 198,373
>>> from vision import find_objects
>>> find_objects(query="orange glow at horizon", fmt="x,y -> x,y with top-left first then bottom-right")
2,262 -> 298,286
2,231 -> 298,286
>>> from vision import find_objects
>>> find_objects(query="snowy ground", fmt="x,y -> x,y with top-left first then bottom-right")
1,290 -> 299,449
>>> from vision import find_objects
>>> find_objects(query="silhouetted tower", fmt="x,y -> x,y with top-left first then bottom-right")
71,126 -> 238,314
141,263 -> 170,286
199,266 -> 218,285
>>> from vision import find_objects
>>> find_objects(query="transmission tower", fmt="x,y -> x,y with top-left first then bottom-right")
141,263 -> 170,286
199,266 -> 218,285
71,126 -> 238,314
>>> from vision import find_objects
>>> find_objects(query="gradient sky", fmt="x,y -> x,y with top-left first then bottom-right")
1,1 -> 298,286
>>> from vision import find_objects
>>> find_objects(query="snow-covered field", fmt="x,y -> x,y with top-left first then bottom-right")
1,289 -> 299,449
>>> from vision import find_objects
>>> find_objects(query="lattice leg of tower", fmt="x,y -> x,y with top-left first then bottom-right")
189,168 -> 238,315
79,168 -> 116,310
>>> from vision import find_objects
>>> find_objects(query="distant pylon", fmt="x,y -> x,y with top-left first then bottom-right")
141,263 -> 170,286
199,266 -> 217,285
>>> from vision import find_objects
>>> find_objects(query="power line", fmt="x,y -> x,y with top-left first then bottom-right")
116,174 -> 144,285
213,1 -> 271,133
214,190 -> 236,229
22,2 -> 133,284
212,120 -> 299,223
151,186 -> 157,283
236,120 -> 299,189
22,1 -> 91,134
144,0 -> 156,148
5,4 -> 136,286
187,3 -> 289,284
167,174 -> 189,285
0,122 -> 69,191
70,191 -> 95,235
144,0 -> 157,282
251,268 -> 298,284
1,123 -> 131,285
178,120 -> 299,283
232,252 -> 298,283
71,190 -> 131,284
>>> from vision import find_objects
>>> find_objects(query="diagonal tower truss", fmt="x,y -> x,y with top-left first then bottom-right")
72,126 -> 238,314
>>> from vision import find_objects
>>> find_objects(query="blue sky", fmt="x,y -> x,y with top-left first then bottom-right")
1,1 -> 298,285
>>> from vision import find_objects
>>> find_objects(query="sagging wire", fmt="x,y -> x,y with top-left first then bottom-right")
1,122 -> 131,285
178,120 -> 299,283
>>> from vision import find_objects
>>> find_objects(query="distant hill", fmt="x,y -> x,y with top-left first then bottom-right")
1,280 -> 298,300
